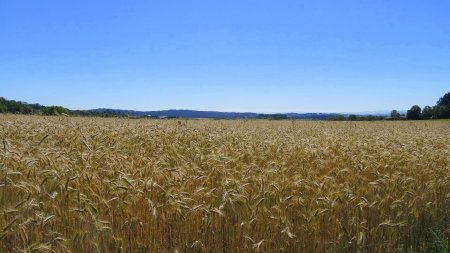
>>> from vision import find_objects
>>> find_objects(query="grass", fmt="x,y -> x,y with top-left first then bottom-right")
433,118 -> 450,122
0,115 -> 449,252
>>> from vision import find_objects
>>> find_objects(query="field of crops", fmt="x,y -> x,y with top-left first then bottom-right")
0,115 -> 449,252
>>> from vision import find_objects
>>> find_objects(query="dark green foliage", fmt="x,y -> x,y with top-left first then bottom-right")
330,114 -> 387,121
432,105 -> 450,119
381,92 -> 450,120
0,103 -> 7,113
0,97 -> 45,114
421,106 -> 433,119
70,109 -> 127,117
390,110 -> 401,119
348,114 -> 357,120
255,114 -> 289,120
406,105 -> 422,120
429,92 -> 450,118
0,97 -> 69,116
403,92 -> 450,120
42,106 -> 70,116
436,92 -> 450,107
329,115 -> 346,121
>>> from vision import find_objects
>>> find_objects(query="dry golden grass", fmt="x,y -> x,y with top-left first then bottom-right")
0,115 -> 449,252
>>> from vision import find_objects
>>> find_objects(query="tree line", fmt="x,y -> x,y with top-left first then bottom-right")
1,92 -> 449,120
0,97 -> 70,115
329,92 -> 450,121
388,92 -> 450,120
0,97 -> 125,117
402,92 -> 450,120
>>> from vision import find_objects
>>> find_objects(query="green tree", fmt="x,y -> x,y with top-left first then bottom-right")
390,110 -> 400,119
42,106 -> 70,116
421,106 -> 433,120
348,114 -> 357,121
406,105 -> 421,120
434,92 -> 450,118
436,92 -> 450,107
365,115 -> 376,121
330,115 -> 346,121
0,98 -> 7,113
433,105 -> 450,119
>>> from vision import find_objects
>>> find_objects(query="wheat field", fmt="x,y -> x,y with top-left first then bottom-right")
0,115 -> 449,252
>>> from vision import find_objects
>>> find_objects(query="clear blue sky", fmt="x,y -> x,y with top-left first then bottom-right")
1,1 -> 449,113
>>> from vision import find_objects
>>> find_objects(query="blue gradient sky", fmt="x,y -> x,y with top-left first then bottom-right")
1,1 -> 449,112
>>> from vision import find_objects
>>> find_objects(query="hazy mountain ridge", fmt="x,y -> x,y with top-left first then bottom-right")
0,96 -> 410,119
90,108 -> 344,119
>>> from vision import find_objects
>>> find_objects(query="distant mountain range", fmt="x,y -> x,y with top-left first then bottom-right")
340,110 -> 407,116
91,108 -> 258,118
0,96 -> 405,119
90,108 -> 342,119
87,108 -> 400,119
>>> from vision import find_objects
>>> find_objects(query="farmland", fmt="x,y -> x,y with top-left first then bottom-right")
0,115 -> 449,252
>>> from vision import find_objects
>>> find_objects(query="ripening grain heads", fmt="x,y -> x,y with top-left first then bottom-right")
0,115 -> 449,252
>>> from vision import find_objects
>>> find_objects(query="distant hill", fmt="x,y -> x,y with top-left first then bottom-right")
341,110 -> 407,116
90,108 -> 257,118
1,96 -> 406,120
3,92 -> 450,120
89,108 -> 340,120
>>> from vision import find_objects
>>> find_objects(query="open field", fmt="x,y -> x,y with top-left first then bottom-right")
0,115 -> 449,252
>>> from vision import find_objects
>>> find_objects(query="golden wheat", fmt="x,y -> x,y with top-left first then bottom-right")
0,115 -> 448,252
